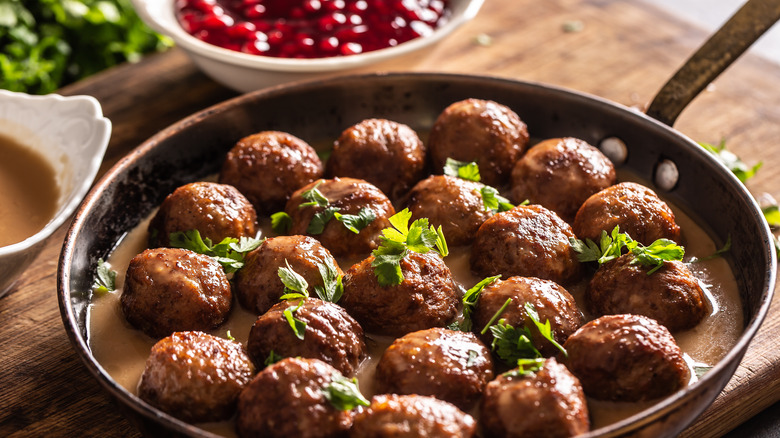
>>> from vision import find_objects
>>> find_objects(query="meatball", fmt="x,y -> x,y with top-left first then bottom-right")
234,235 -> 343,314
510,137 -> 616,223
350,394 -> 476,438
429,98 -> 529,187
148,181 -> 257,248
403,175 -> 493,246
340,251 -> 459,336
480,358 -> 590,438
237,357 -> 353,438
573,181 -> 681,245
121,248 -> 232,338
375,328 -> 494,410
247,298 -> 366,376
470,205 -> 582,285
561,314 -> 691,402
472,276 -> 583,357
219,131 -> 323,214
325,118 -> 426,200
138,331 -> 253,423
586,254 -> 707,332
285,177 -> 395,257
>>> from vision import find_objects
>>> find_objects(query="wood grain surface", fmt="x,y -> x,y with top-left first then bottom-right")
1,0 -> 779,436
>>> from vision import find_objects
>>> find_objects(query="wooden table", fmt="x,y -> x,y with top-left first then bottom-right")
1,0 -> 779,436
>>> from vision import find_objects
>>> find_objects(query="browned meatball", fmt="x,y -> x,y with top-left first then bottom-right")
586,254 -> 707,332
472,276 -> 583,357
470,205 -> 582,285
429,98 -> 529,187
234,235 -> 343,314
247,298 -> 366,376
350,394 -> 476,438
374,328 -> 494,410
340,251 -> 459,336
285,177 -> 395,257
510,137 -> 616,223
121,248 -> 232,338
237,357 -> 353,438
561,314 -> 691,402
138,331 -> 253,423
148,181 -> 257,248
574,181 -> 681,245
219,131 -> 323,214
325,118 -> 427,200
403,175 -> 493,246
480,358 -> 590,438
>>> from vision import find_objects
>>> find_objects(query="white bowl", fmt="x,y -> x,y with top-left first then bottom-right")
0,90 -> 111,297
131,0 -> 484,93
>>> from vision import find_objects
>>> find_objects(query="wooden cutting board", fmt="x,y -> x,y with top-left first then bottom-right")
1,0 -> 778,436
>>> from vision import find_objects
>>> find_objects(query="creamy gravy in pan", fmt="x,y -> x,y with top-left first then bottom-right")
88,185 -> 742,436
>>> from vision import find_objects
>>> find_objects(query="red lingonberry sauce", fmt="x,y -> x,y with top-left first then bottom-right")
175,0 -> 451,58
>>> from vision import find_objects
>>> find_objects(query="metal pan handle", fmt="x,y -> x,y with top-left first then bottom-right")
646,0 -> 780,126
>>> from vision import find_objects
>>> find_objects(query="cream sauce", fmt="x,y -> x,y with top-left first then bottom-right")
88,183 -> 742,436
0,132 -> 59,247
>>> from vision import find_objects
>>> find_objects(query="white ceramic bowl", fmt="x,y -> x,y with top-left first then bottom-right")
0,90 -> 111,297
131,0 -> 484,93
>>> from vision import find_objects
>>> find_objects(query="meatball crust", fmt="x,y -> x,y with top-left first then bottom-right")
247,298 -> 366,376
138,331 -> 253,423
326,118 -> 427,200
561,314 -> 691,402
237,358 -> 352,438
121,248 -> 232,338
285,177 -> 395,257
148,181 -> 257,248
374,328 -> 494,410
510,137 -> 616,223
404,175 -> 493,246
586,254 -> 707,332
472,276 -> 583,357
234,235 -> 343,315
574,182 -> 681,245
470,205 -> 582,285
219,131 -> 323,214
429,98 -> 529,187
350,394 -> 476,438
340,251 -> 459,336
480,358 -> 590,438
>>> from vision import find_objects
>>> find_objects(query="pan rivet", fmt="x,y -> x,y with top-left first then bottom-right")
599,137 -> 627,165
655,159 -> 679,191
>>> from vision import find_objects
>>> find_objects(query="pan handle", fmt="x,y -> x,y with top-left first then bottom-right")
646,0 -> 780,126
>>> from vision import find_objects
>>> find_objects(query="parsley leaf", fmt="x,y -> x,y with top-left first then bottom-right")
169,230 -> 263,274
299,181 -> 329,208
489,319 -> 540,365
307,206 -> 340,235
91,258 -> 116,295
322,374 -> 370,411
524,303 -> 566,357
691,235 -> 732,263
225,330 -> 236,342
699,139 -> 762,183
503,358 -> 546,377
313,257 -> 344,303
764,204 -> 780,229
444,158 -> 481,182
271,211 -> 292,234
451,275 -> 501,332
264,350 -> 284,367
283,300 -> 307,340
371,209 -> 449,286
278,260 -> 310,301
630,238 -> 685,274
480,185 -> 515,213
334,207 -> 376,234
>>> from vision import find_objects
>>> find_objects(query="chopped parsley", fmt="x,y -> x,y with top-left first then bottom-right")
283,300 -> 307,341
502,358 -> 546,377
371,209 -> 448,286
264,350 -> 284,367
449,275 -> 501,332
699,139 -> 762,184
278,260 -> 310,301
277,257 -> 344,304
444,158 -> 481,182
295,182 -> 376,235
271,211 -> 292,234
764,204 -> 780,229
480,185 -> 515,213
169,229 -> 263,274
322,374 -> 370,411
91,258 -> 116,295
569,226 -> 684,274
482,301 -> 567,366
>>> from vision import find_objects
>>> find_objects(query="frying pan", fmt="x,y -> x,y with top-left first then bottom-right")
58,0 -> 779,437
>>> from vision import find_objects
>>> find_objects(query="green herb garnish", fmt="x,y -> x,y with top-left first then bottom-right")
569,226 -> 684,275
764,204 -> 780,228
699,139 -> 762,184
169,230 -> 263,274
444,158 -> 481,182
297,183 -> 376,235
449,275 -> 501,332
225,330 -> 236,342
278,260 -> 310,301
480,185 -> 515,213
283,300 -> 307,340
524,302 -> 566,357
299,181 -> 330,208
371,209 -> 448,286
264,350 -> 284,367
334,207 -> 376,234
482,301 -> 566,365
91,258 -> 116,295
502,358 -> 546,377
271,211 -> 292,234
322,374 -> 371,411
313,256 -> 344,303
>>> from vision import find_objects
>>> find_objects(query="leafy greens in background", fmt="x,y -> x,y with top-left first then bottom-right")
0,0 -> 172,94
